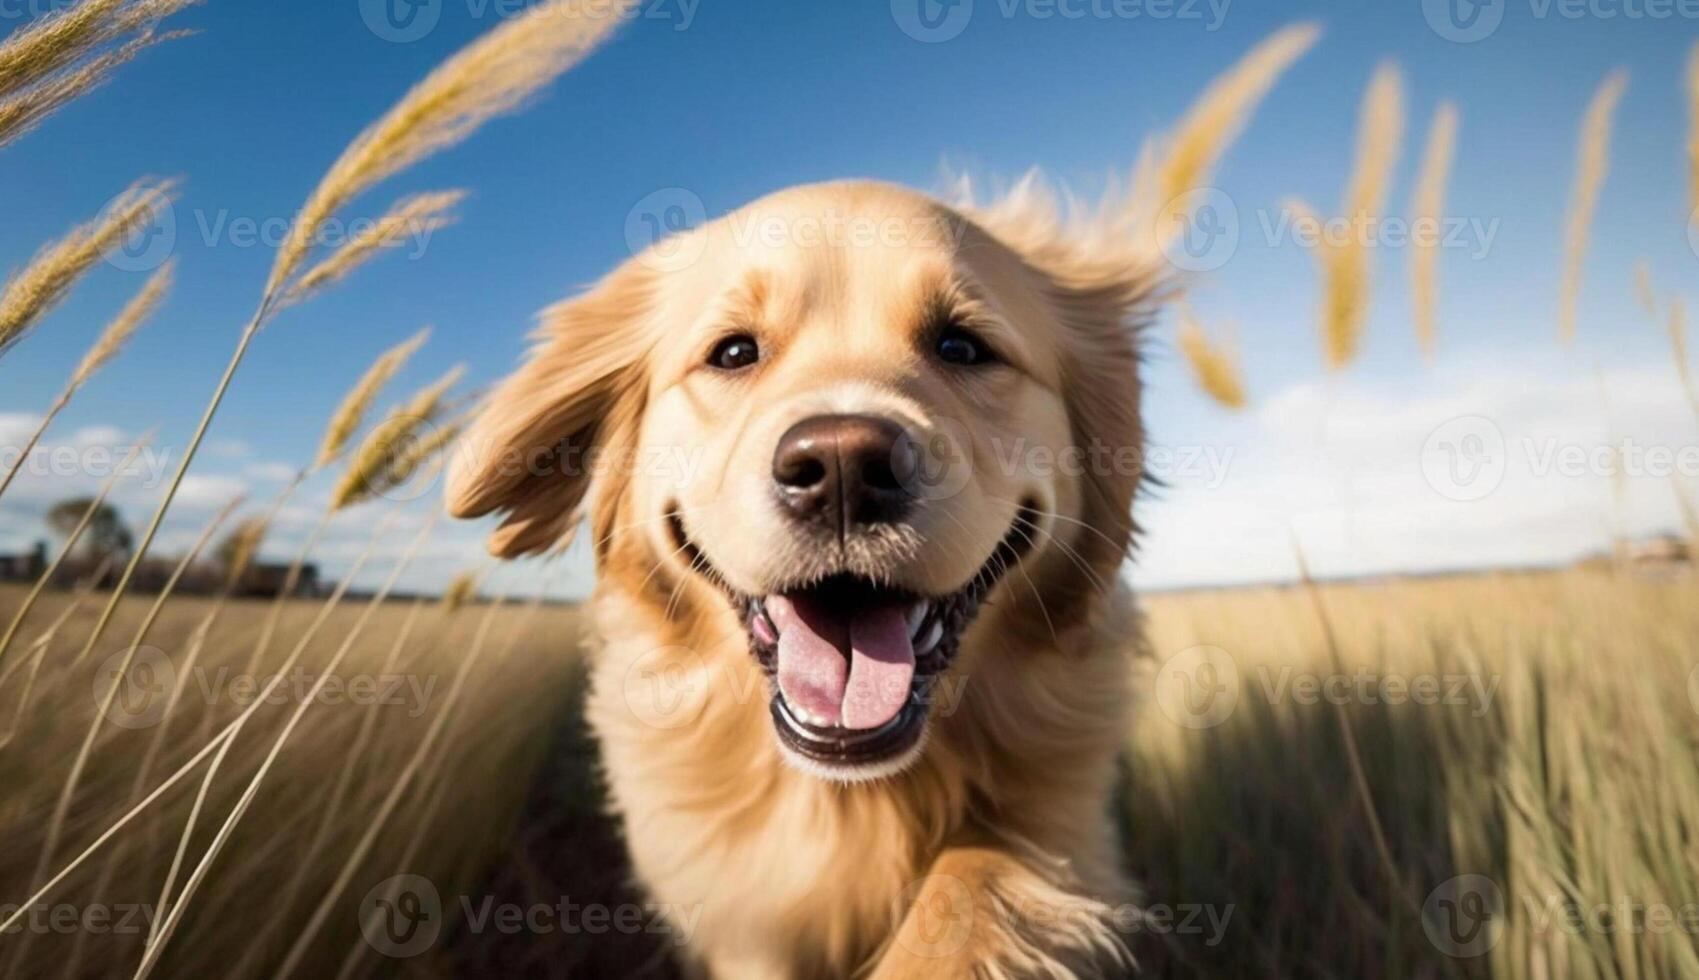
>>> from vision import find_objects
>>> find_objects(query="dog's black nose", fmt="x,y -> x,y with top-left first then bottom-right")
773,414 -> 917,533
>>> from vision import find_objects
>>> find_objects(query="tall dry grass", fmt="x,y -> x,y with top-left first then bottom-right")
270,586 -> 518,980
266,0 -> 640,297
1558,70 -> 1629,345
1150,23 -> 1319,231
1175,304 -> 1247,410
1668,296 -> 1699,422
0,178 -> 175,359
1409,101 -> 1458,360
331,365 -> 465,511
39,0 -> 631,696
0,582 -> 580,978
0,259 -> 172,504
237,337 -> 436,683
0,11 -> 632,978
23,0 -> 634,913
7,570 -> 1693,978
1688,41 -> 1699,219
1675,479 -> 1699,556
281,191 -> 466,310
318,326 -> 424,467
0,437 -> 150,673
1290,63 -> 1404,371
0,0 -> 194,97
132,512 -> 444,978
0,0 -> 197,149
1130,570 -> 1699,978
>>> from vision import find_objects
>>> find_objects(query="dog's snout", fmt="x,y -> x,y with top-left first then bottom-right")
773,414 -> 917,533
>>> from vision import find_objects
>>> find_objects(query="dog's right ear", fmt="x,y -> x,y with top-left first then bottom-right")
446,259 -> 655,559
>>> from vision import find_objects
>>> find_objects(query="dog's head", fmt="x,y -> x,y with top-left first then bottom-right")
449,179 -> 1159,781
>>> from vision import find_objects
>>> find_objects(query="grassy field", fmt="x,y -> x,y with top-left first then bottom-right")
3,568 -> 1697,978
0,583 -> 585,979
1,3 -> 1695,978
1129,568 -> 1699,978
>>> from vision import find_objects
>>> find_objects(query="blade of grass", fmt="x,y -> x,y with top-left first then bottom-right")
0,500 -> 403,936
273,586 -> 508,980
134,511 -> 442,978
0,260 -> 172,507
0,435 -> 151,676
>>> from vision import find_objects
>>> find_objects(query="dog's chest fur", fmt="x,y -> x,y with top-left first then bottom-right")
580,581 -> 1140,978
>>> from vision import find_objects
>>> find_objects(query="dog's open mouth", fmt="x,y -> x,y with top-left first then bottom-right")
667,505 -> 1039,779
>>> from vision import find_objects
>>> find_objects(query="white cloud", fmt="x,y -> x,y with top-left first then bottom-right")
0,413 -> 41,448
1132,359 -> 1698,589
242,461 -> 297,483
173,474 -> 250,511
206,438 -> 252,459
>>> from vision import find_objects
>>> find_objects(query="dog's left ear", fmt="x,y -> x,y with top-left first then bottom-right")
447,259 -> 655,558
1048,268 -> 1157,621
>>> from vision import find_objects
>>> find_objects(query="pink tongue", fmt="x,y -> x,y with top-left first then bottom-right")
767,594 -> 916,731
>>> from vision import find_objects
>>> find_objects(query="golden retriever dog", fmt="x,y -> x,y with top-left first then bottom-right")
446,28 -> 1313,978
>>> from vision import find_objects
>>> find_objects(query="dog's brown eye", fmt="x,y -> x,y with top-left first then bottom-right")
708,334 -> 760,371
936,327 -> 995,367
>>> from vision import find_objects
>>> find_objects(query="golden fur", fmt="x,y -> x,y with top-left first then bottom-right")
446,29 -> 1312,977
449,180 -> 1149,979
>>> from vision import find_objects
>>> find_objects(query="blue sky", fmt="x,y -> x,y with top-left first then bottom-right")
1,0 -> 1696,596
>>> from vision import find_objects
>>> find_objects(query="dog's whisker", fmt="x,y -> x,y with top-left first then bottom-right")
1008,515 -> 1112,600
590,510 -> 675,555
981,497 -> 1114,598
937,509 -> 1058,645
985,493 -> 1126,555
634,537 -> 694,600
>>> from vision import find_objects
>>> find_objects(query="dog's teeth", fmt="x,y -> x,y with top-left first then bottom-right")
916,620 -> 943,655
792,701 -> 830,728
906,601 -> 930,638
